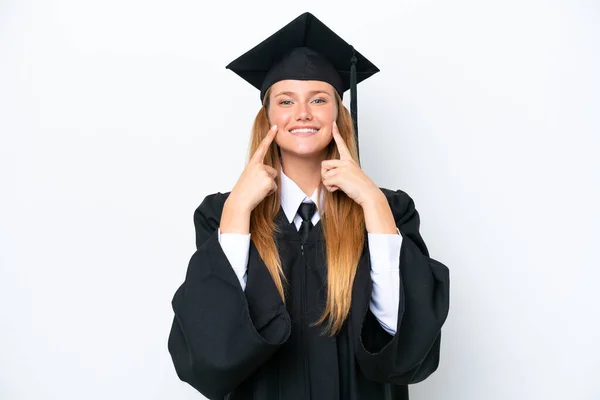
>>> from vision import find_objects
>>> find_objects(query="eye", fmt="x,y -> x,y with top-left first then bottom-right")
312,98 -> 326,104
279,100 -> 293,105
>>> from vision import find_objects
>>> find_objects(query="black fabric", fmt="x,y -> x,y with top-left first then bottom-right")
260,47 -> 344,102
168,189 -> 450,399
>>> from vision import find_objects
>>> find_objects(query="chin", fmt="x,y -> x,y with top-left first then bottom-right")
277,135 -> 331,156
280,145 -> 329,159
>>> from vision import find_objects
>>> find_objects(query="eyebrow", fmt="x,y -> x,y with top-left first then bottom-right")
274,90 -> 333,98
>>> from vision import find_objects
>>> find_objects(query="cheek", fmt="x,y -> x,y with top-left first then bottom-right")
314,105 -> 337,125
268,108 -> 291,126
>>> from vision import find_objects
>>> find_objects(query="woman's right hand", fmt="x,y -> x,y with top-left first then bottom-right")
226,125 -> 279,213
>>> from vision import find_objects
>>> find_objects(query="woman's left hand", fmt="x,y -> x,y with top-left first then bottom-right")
321,121 -> 382,207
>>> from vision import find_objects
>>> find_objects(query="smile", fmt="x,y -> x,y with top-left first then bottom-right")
289,128 -> 319,136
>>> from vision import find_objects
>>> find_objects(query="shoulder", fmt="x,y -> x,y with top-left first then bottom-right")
193,191 -> 232,227
379,188 -> 428,253
378,187 -> 417,225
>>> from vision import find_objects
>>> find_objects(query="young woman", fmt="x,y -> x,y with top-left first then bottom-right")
168,12 -> 450,400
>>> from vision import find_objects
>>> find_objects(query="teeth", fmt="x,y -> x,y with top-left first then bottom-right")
290,128 -> 318,133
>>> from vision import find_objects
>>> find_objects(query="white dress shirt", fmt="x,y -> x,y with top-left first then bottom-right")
218,168 -> 402,335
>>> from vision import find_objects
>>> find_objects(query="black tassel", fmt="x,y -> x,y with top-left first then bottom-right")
350,48 -> 359,161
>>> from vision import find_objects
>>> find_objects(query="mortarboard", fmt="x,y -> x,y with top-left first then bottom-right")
226,12 -> 379,156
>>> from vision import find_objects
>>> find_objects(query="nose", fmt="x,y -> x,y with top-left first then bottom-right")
294,102 -> 312,121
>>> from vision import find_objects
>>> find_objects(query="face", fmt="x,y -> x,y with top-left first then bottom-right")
267,80 -> 338,160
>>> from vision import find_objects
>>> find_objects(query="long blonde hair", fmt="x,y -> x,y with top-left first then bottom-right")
247,88 -> 366,336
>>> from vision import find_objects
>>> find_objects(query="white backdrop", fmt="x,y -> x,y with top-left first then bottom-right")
1,1 -> 599,399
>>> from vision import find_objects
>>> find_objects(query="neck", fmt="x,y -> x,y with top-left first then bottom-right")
280,151 -> 326,197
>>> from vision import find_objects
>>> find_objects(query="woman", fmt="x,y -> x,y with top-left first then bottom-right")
168,12 -> 450,400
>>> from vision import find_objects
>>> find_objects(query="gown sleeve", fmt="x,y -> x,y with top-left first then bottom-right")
167,193 -> 291,399
355,189 -> 450,385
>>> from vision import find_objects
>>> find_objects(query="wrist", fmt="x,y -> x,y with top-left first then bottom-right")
225,193 -> 252,215
361,188 -> 397,234
221,195 -> 252,235
360,187 -> 386,208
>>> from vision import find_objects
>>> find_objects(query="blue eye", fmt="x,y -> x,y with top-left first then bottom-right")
278,98 -> 325,105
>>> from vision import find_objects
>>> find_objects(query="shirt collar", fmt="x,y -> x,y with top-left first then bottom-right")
280,167 -> 325,223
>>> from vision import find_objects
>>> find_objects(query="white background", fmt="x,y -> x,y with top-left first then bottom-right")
1,1 -> 599,399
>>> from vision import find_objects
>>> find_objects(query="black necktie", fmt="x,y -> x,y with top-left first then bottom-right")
297,202 -> 316,244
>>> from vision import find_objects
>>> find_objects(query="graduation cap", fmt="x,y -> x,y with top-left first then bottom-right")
226,12 -> 379,156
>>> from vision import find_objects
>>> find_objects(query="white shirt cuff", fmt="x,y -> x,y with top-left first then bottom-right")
217,227 -> 251,291
367,228 -> 402,335
367,228 -> 402,273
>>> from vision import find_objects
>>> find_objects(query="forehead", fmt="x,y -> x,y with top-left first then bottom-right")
270,80 -> 335,96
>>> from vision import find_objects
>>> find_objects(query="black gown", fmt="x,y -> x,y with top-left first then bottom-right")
167,188 -> 450,400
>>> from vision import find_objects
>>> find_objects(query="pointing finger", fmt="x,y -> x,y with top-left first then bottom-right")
332,121 -> 352,160
251,125 -> 278,164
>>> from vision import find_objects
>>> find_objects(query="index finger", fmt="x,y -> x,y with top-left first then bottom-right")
250,125 -> 278,164
332,121 -> 352,160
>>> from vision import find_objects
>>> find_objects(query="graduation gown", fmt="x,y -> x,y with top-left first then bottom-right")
167,188 -> 450,399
